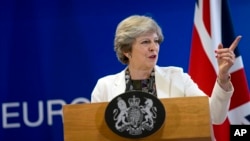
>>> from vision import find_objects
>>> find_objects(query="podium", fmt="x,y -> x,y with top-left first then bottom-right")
63,96 -> 212,141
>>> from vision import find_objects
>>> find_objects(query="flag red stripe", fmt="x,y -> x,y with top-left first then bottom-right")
213,119 -> 230,141
203,0 -> 211,36
189,26 -> 216,96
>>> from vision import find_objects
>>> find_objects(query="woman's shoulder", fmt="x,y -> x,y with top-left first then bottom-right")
155,65 -> 185,74
97,69 -> 125,82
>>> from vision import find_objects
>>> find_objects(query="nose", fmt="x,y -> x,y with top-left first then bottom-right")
149,42 -> 158,51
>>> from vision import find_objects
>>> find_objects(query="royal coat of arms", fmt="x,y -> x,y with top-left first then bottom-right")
105,91 -> 165,139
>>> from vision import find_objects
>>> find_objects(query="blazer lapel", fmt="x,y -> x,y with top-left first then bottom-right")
155,66 -> 171,99
112,69 -> 126,97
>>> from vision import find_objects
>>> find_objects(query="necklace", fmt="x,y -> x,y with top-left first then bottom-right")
125,68 -> 157,97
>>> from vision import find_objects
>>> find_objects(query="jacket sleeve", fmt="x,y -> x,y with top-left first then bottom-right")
180,70 -> 233,124
209,81 -> 233,124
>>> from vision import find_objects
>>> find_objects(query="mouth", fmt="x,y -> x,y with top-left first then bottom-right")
149,55 -> 157,59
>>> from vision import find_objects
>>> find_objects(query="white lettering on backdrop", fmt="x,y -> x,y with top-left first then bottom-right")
2,97 -> 90,128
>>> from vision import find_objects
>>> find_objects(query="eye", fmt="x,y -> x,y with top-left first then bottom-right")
154,39 -> 160,44
141,40 -> 150,44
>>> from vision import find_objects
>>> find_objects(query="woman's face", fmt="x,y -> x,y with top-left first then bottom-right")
127,32 -> 160,70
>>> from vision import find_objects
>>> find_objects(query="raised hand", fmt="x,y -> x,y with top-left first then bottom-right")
215,35 -> 242,85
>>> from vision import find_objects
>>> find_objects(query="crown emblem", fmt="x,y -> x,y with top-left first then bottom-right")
128,95 -> 140,107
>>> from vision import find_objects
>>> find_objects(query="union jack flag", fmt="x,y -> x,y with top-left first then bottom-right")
189,0 -> 250,140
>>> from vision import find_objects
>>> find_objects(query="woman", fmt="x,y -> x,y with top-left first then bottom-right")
91,15 -> 241,125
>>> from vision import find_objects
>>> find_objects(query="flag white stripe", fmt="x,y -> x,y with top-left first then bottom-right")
228,102 -> 250,124
230,56 -> 244,73
194,0 -> 218,74
210,0 -> 222,74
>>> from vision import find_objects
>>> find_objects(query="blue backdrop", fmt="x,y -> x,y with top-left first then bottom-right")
1,0 -> 249,141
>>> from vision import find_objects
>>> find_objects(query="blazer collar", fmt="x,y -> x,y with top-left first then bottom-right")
112,66 -> 171,99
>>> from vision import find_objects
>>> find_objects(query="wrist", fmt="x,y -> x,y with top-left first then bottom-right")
217,73 -> 232,91
217,73 -> 231,85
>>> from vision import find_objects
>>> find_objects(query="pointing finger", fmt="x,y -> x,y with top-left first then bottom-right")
229,35 -> 242,51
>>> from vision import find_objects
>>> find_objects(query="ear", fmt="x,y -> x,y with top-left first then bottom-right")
124,52 -> 130,58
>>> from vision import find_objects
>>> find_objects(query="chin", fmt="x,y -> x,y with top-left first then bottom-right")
148,64 -> 156,68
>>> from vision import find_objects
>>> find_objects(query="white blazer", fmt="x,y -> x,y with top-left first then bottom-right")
91,65 -> 233,124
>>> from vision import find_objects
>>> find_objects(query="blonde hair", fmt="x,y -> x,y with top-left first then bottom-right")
114,15 -> 164,64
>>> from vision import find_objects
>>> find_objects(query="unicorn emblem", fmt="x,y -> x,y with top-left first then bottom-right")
141,98 -> 157,128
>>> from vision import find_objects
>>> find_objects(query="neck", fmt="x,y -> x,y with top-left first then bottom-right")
128,66 -> 153,80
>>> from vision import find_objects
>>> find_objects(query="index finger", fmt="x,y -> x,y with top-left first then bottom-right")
229,35 -> 242,51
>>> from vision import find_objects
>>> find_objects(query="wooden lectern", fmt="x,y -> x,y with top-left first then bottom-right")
63,96 -> 212,141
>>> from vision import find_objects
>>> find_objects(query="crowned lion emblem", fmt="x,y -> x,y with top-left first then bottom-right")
112,95 -> 157,135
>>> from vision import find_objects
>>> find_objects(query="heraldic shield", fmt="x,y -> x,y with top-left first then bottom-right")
105,91 -> 166,139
